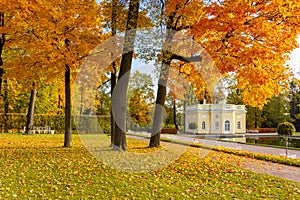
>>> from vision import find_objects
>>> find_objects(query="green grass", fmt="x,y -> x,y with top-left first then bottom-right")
0,133 -> 300,199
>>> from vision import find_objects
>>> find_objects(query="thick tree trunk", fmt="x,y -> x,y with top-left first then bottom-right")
110,0 -> 117,146
113,0 -> 140,151
149,59 -> 170,147
110,64 -> 116,146
25,83 -> 37,134
64,64 -> 72,147
149,32 -> 202,147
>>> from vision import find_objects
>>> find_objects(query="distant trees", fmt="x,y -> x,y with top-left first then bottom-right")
227,79 -> 298,129
128,71 -> 154,127
289,79 -> 300,131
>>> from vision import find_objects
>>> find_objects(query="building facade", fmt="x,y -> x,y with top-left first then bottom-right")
185,101 -> 247,134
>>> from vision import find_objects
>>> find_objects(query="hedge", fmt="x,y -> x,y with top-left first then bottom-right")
247,128 -> 277,133
0,113 -> 110,134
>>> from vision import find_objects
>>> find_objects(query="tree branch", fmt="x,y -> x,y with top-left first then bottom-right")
171,53 -> 202,62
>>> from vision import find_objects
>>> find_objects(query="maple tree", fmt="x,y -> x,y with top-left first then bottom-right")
149,0 -> 205,147
191,0 -> 300,109
147,0 -> 300,146
1,0 -> 103,143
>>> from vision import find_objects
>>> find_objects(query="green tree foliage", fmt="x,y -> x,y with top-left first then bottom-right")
289,78 -> 300,131
188,122 -> 197,130
277,122 -> 296,136
128,71 -> 154,127
164,93 -> 183,129
95,85 -> 111,115
261,94 -> 293,128
246,106 -> 263,129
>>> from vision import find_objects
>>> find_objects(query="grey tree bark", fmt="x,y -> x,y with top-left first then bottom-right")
113,0 -> 140,151
25,83 -> 37,134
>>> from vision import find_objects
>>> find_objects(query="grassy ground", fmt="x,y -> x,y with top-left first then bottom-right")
0,134 -> 300,199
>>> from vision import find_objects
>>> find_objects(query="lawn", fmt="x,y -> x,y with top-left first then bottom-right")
0,134 -> 299,199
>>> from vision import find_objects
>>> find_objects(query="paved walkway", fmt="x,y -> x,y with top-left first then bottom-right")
168,133 -> 300,158
128,133 -> 300,183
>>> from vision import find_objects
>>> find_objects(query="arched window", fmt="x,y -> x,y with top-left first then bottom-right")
215,122 -> 219,130
225,120 -> 230,131
202,121 -> 206,130
237,121 -> 241,129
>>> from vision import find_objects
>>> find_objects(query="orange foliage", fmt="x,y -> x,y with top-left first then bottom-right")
1,0 -> 104,86
190,0 -> 300,108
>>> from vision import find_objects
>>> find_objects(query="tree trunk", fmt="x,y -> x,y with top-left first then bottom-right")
254,108 -> 258,128
0,12 -> 5,94
110,64 -> 116,146
3,79 -> 8,133
64,64 -> 72,147
285,136 -> 288,156
113,0 -> 140,151
149,59 -> 170,147
110,0 -> 117,146
58,94 -> 62,114
173,98 -> 178,130
0,13 -> 5,133
25,83 -> 37,134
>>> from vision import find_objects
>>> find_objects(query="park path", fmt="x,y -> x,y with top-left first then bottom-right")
128,134 -> 300,183
163,133 -> 300,158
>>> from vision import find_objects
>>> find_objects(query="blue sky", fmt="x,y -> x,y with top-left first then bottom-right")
286,37 -> 300,78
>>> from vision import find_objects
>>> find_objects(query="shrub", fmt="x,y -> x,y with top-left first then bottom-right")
161,128 -> 178,134
188,122 -> 197,130
277,122 -> 295,156
277,122 -> 295,136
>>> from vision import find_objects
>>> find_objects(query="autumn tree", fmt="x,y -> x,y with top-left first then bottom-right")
149,0 -> 205,147
191,0 -> 300,109
146,0 -> 300,146
112,0 -> 140,151
100,0 -> 152,146
1,0 -> 103,144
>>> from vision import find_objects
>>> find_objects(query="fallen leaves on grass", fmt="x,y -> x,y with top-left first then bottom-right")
0,133 -> 299,199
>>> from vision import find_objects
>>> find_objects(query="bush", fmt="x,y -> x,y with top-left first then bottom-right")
247,128 -> 277,133
277,122 -> 295,136
188,122 -> 197,130
161,128 -> 178,134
